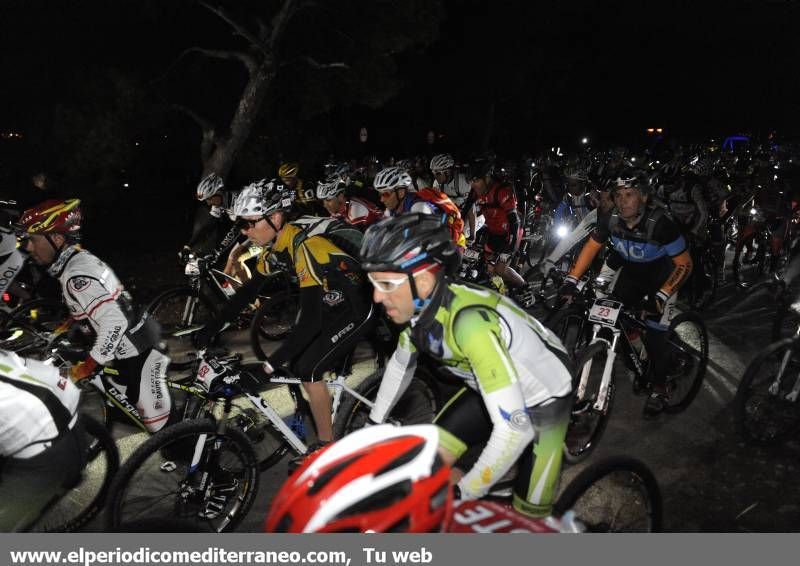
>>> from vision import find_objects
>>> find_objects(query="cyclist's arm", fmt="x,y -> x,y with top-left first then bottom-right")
452,307 -> 534,499
656,221 -> 693,302
690,184 -> 708,236
65,277 -> 129,365
195,268 -> 268,348
368,329 -> 418,423
499,185 -> 521,250
542,209 -> 597,274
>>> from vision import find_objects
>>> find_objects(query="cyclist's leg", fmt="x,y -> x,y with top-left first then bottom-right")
432,387 -> 491,477
0,424 -> 85,531
112,349 -> 173,432
512,395 -> 571,518
293,300 -> 375,443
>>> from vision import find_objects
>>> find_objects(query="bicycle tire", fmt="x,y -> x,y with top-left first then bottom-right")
105,419 -> 259,533
553,456 -> 662,532
545,304 -> 590,360
564,342 -> 614,464
0,298 -> 70,357
187,389 -> 292,473
733,232 -> 770,289
28,415 -> 119,532
146,287 -> 217,370
249,290 -> 299,360
662,312 -> 708,413
332,368 -> 442,439
771,297 -> 800,342
733,337 -> 800,446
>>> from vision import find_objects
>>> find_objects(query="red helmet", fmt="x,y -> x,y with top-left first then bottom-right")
264,425 -> 452,533
19,199 -> 82,235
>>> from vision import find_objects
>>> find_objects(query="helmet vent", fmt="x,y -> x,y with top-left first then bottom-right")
307,454 -> 362,496
331,480 -> 412,521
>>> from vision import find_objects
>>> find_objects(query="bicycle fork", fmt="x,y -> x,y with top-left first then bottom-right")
576,326 -> 619,414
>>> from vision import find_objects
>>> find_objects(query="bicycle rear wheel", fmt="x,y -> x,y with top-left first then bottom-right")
146,287 -> 216,370
105,419 -> 259,533
332,368 -> 441,439
249,290 -> 300,360
553,457 -> 662,532
28,416 -> 119,532
564,343 -> 614,464
733,338 -> 800,446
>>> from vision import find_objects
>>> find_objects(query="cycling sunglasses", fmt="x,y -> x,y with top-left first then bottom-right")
367,265 -> 437,293
236,216 -> 266,230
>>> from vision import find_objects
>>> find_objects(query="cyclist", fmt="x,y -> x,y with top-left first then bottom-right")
360,213 -> 573,519
316,175 -> 382,229
461,159 -> 534,306
278,162 -> 323,216
654,161 -> 708,239
430,153 -> 478,240
264,424 -> 577,533
0,224 -> 25,296
0,349 -> 85,532
182,173 -> 254,285
19,199 -> 172,432
195,180 -> 374,461
539,182 -> 615,277
373,166 -> 466,251
558,170 -> 693,418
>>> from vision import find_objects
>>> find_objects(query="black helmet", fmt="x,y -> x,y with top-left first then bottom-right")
468,153 -> 496,180
361,213 -> 459,276
612,167 -> 651,195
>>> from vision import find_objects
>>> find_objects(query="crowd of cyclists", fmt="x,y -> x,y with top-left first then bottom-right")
2,137 -> 800,532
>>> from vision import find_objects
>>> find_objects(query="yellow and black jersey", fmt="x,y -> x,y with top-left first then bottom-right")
256,222 -> 363,290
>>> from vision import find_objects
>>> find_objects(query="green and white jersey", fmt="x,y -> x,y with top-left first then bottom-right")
369,281 -> 573,499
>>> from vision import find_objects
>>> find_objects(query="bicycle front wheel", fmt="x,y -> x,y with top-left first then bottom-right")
28,416 -> 119,532
554,457 -> 662,532
105,419 -> 259,533
733,232 -> 770,289
733,338 -> 800,446
662,312 -> 708,413
564,343 -> 614,464
146,287 -> 216,370
332,369 -> 441,439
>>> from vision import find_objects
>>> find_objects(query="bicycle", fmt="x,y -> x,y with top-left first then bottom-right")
683,231 -> 719,311
554,294 -> 708,463
103,349 -> 442,532
733,325 -> 800,446
23,415 -> 119,533
732,207 -> 796,289
450,455 -> 661,533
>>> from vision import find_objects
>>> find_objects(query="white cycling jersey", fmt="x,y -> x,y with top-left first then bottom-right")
0,227 -> 24,295
540,209 -> 598,275
433,170 -> 471,206
47,245 -> 158,365
0,350 -> 80,458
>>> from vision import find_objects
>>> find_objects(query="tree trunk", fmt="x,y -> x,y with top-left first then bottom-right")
203,59 -> 275,179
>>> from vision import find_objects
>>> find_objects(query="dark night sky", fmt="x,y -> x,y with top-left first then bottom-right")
2,0 -> 800,158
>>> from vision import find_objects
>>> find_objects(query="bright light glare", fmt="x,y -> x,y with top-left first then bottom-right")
556,225 -> 569,238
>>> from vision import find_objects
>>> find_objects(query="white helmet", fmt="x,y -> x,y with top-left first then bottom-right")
316,176 -> 346,200
430,153 -> 455,173
373,166 -> 413,192
196,173 -> 224,201
232,179 -> 294,218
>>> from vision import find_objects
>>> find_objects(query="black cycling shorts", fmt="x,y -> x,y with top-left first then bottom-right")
291,300 -> 376,381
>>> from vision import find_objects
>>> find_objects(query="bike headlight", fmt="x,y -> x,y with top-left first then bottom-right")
750,208 -> 757,216
556,225 -> 569,238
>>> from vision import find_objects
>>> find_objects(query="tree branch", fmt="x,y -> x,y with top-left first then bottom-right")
199,1 -> 270,56
187,47 -> 258,75
173,104 -> 215,134
282,56 -> 350,70
268,0 -> 297,50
